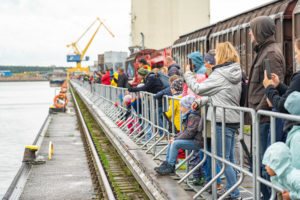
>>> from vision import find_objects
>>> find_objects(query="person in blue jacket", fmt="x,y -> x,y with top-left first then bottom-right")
284,91 -> 300,169
263,142 -> 300,200
187,52 -> 206,75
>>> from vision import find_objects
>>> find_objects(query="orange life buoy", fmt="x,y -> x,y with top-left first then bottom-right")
54,93 -> 68,108
60,88 -> 67,93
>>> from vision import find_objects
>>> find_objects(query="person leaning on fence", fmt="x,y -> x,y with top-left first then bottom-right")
185,42 -> 242,199
263,38 -> 300,133
246,16 -> 286,200
138,58 -> 151,72
263,142 -> 300,200
284,91 -> 300,170
128,67 -> 162,94
155,95 -> 203,175
154,75 -> 180,136
164,78 -> 184,133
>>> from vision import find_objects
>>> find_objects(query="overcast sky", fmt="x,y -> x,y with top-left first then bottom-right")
0,0 -> 272,67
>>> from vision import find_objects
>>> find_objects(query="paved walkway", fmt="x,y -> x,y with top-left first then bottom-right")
20,95 -> 94,200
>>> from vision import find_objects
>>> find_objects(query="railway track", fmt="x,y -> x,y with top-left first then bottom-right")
71,86 -> 149,200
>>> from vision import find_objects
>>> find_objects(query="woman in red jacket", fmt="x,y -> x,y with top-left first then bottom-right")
101,70 -> 111,85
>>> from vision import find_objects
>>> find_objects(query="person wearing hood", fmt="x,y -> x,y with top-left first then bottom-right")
187,52 -> 206,75
164,56 -> 181,77
284,91 -> 300,169
185,42 -> 242,199
245,16 -> 286,200
263,38 -> 300,133
263,142 -> 300,200
155,95 -> 203,175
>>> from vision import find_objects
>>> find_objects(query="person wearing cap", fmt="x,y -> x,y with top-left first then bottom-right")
128,67 -> 162,94
138,58 -> 151,72
155,95 -> 203,175
187,52 -> 206,75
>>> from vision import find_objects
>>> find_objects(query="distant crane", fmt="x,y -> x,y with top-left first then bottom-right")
66,17 -> 115,80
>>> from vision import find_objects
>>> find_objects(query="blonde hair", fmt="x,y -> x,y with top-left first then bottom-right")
215,42 -> 240,65
152,68 -> 160,73
160,67 -> 168,75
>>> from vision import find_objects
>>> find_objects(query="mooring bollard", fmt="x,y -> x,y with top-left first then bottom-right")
22,146 -> 39,162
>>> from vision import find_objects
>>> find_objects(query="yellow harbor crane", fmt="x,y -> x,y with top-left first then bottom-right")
66,17 -> 115,80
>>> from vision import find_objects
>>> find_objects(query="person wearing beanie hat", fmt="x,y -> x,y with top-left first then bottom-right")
187,52 -> 206,75
138,58 -> 151,72
128,67 -> 163,94
155,94 -> 203,176
165,78 -> 184,132
137,67 -> 149,76
170,78 -> 183,95
204,50 -> 216,77
180,95 -> 196,111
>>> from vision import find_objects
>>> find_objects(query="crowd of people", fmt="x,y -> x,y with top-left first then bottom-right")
77,16 -> 300,200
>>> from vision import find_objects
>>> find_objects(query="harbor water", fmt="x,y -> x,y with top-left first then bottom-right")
0,81 -> 53,198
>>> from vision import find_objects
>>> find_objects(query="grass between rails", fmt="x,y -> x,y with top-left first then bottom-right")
73,90 -> 148,200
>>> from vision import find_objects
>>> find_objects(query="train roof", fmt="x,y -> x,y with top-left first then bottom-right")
173,0 -> 294,46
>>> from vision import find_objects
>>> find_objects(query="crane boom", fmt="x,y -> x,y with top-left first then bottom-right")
66,17 -> 114,80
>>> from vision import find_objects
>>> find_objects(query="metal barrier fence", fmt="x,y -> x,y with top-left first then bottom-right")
72,79 -> 300,200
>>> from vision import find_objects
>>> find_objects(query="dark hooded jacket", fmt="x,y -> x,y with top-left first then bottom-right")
129,72 -> 163,94
176,111 -> 203,147
168,64 -> 181,77
245,16 -> 286,124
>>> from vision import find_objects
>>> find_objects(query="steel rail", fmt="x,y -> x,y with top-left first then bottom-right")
70,86 -> 116,200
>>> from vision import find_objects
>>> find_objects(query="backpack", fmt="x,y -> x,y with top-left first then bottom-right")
240,71 -> 248,107
157,71 -> 170,89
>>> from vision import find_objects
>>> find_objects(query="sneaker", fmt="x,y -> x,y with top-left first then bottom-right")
156,163 -> 175,175
192,176 -> 206,186
154,161 -> 168,171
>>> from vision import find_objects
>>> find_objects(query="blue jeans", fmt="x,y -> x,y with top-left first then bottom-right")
260,123 -> 271,200
158,106 -> 167,136
166,140 -> 200,166
216,124 -> 240,198
200,140 -> 221,183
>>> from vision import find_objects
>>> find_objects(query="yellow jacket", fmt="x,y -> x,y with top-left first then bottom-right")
165,95 -> 182,131
111,72 -> 118,87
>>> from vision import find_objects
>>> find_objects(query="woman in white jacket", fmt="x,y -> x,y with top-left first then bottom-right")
184,42 -> 242,200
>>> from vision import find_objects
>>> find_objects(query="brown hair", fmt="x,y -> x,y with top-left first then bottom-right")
170,75 -> 180,83
296,38 -> 300,50
215,42 -> 240,65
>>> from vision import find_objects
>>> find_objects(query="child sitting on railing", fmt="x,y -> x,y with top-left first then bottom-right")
263,142 -> 300,200
155,95 -> 203,175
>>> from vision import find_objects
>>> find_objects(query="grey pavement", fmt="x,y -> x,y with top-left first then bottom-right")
20,96 -> 94,200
